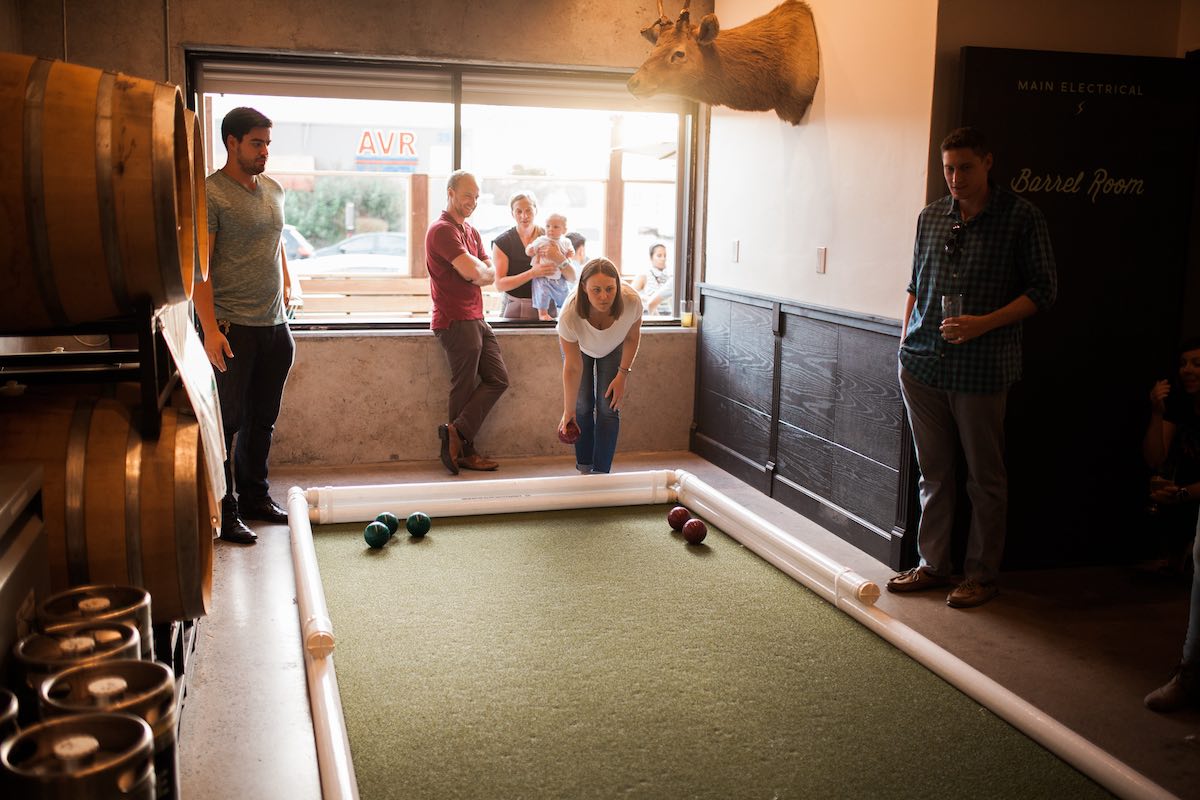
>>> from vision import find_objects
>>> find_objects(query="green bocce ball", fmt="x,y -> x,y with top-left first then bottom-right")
405,512 -> 432,538
375,511 -> 401,536
364,521 -> 392,549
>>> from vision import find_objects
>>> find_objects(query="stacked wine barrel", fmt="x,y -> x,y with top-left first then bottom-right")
0,53 -> 209,330
0,389 -> 216,624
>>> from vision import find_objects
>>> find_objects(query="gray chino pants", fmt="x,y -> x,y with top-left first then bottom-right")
434,318 -> 509,452
899,365 -> 1009,583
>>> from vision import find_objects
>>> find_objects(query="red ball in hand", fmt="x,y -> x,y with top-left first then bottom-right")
667,506 -> 691,531
682,518 -> 707,545
558,419 -> 581,444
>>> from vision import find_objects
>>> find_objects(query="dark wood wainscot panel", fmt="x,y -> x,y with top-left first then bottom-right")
694,292 -> 775,493
693,286 -> 911,568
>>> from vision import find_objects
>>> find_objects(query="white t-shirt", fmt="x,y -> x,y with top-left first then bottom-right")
638,266 -> 671,301
556,286 -> 641,358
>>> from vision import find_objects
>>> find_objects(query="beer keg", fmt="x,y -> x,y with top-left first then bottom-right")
11,621 -> 140,726
39,585 -> 154,660
0,711 -> 154,799
0,688 -> 17,743
40,659 -> 178,800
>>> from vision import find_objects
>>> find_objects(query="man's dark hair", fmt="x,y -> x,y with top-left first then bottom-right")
941,126 -> 990,158
221,107 -> 272,148
565,231 -> 586,250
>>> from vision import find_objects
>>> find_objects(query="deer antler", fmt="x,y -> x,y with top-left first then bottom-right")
674,0 -> 691,29
639,0 -> 672,43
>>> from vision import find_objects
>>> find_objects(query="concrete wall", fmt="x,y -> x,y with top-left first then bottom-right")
16,0 -> 715,84
273,328 -> 697,465
702,0 -> 1194,321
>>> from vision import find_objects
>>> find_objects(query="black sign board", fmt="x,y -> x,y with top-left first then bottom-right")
958,46 -> 1198,567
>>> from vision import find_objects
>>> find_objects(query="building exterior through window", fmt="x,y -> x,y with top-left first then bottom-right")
194,57 -> 692,325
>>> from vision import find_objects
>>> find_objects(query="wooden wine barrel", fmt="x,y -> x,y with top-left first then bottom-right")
184,107 -> 209,282
0,54 -> 194,332
0,393 -> 215,623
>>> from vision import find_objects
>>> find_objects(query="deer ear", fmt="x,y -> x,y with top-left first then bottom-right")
640,24 -> 661,44
697,14 -> 719,44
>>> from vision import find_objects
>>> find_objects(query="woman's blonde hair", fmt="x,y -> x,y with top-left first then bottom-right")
574,258 -> 623,319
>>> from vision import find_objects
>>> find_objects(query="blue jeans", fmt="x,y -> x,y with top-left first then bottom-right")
532,276 -> 570,313
1184,514 -> 1200,664
575,345 -> 623,474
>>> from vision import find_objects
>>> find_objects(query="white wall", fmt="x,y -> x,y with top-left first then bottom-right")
703,0 -> 938,320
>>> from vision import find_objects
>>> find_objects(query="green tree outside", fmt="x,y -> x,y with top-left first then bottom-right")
286,175 -> 407,249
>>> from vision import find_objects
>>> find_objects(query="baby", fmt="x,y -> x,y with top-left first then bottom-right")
525,212 -> 575,321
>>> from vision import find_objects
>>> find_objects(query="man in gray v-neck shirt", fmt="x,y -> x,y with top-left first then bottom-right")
194,107 -> 295,544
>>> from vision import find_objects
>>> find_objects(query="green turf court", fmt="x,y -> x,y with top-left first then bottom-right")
311,504 -> 1112,800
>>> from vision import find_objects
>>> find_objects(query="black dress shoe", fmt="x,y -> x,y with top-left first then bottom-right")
239,496 -> 288,523
220,513 -> 258,544
438,424 -> 460,475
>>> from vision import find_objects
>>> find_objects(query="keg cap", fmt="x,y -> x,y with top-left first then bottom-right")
87,676 -> 128,701
93,628 -> 124,645
58,636 -> 96,656
52,733 -> 100,761
78,596 -> 112,614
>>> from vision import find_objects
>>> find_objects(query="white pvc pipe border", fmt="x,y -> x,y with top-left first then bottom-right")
288,486 -> 359,800
305,470 -> 677,525
670,470 -> 1175,800
291,470 -> 1176,800
674,470 -> 879,606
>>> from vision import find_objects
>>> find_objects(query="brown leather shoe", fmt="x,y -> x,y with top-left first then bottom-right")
886,566 -> 951,593
1145,664 -> 1199,712
946,579 -> 998,608
457,454 -> 499,471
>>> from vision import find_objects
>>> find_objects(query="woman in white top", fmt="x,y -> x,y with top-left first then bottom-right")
631,242 -> 672,315
557,258 -> 643,474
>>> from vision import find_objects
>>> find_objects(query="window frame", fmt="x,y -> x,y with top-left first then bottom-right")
185,49 -> 698,331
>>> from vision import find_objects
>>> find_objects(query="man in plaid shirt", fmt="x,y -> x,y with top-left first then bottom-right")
888,127 -> 1057,608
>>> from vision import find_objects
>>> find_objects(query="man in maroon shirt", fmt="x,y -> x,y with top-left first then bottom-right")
427,170 -> 509,474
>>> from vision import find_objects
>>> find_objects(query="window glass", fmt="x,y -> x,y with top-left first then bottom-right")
201,68 -> 685,325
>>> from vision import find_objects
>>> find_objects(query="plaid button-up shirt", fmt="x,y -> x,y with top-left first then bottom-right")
899,186 -> 1056,393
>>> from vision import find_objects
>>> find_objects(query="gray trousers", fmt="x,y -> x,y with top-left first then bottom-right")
434,319 -> 509,450
899,366 -> 1009,583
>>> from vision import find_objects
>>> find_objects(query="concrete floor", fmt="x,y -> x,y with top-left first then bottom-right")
177,451 -> 1200,800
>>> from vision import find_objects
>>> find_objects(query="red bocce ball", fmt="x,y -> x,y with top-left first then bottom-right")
667,505 -> 691,531
682,518 -> 708,545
